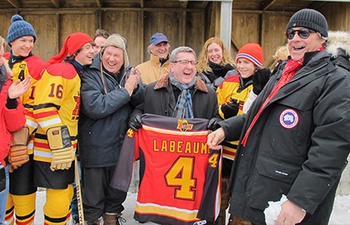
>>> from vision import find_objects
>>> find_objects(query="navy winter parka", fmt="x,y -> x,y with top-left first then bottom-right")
79,54 -> 144,168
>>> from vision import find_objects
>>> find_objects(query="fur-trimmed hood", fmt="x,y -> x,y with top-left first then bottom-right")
327,31 -> 350,70
327,31 -> 350,57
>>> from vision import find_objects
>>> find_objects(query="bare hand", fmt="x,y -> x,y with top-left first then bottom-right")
207,127 -> 225,149
8,76 -> 31,99
275,200 -> 306,225
125,68 -> 141,96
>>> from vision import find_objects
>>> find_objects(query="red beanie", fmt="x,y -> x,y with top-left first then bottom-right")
236,43 -> 264,68
46,32 -> 93,67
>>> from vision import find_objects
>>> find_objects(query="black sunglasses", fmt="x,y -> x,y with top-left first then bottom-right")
285,28 -> 316,40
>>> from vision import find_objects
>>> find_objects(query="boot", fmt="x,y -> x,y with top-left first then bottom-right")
85,217 -> 102,225
227,215 -> 252,225
214,178 -> 231,225
102,213 -> 127,225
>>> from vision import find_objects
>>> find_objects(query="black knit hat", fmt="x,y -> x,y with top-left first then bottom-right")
286,9 -> 328,38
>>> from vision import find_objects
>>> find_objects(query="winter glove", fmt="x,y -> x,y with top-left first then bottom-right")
8,127 -> 30,172
47,126 -> 75,171
207,118 -> 221,131
50,146 -> 75,171
8,146 -> 29,171
221,99 -> 239,119
129,114 -> 142,131
252,68 -> 271,95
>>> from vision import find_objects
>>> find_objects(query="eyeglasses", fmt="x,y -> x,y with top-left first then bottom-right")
285,28 -> 316,40
173,60 -> 198,65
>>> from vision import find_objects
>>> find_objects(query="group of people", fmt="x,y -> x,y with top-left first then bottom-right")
0,7 -> 349,225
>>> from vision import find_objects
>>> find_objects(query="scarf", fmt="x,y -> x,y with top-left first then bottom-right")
205,61 -> 235,82
71,60 -> 84,76
170,73 -> 196,118
241,58 -> 303,146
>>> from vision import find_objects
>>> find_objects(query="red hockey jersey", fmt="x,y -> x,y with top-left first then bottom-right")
111,114 -> 221,225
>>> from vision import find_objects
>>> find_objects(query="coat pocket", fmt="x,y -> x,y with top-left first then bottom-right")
247,156 -> 302,210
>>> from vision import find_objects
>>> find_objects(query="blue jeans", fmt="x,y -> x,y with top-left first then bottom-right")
0,165 -> 9,225
71,160 -> 81,219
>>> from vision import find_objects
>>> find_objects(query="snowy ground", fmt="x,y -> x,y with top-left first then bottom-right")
34,190 -> 350,225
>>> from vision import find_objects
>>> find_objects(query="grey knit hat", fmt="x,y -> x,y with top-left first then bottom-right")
286,9 -> 328,38
101,35 -> 129,68
7,14 -> 37,46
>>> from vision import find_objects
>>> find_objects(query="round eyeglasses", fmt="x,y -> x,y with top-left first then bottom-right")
285,28 -> 316,40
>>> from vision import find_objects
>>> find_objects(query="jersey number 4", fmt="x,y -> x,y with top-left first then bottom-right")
165,153 -> 219,200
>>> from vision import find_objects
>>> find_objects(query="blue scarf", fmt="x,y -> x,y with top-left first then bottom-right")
169,73 -> 196,118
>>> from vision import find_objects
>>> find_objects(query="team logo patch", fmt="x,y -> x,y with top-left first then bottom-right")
177,119 -> 193,132
127,128 -> 134,137
279,109 -> 299,129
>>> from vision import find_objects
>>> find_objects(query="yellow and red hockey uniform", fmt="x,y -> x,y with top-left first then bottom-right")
33,62 -> 80,162
216,74 -> 253,160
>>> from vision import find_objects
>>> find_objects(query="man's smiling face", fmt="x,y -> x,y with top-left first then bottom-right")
287,27 -> 326,61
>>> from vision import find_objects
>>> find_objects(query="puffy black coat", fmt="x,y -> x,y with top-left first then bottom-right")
220,50 -> 350,224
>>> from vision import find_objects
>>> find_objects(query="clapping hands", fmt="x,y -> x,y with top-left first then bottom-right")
8,76 -> 31,99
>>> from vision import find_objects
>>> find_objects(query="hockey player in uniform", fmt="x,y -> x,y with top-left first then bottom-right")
215,43 -> 270,225
33,32 -> 94,225
4,14 -> 45,225
0,34 -> 30,224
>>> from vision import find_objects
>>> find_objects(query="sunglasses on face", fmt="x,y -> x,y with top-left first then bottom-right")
285,28 -> 316,40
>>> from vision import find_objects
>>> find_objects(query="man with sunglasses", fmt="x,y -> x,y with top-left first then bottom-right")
207,8 -> 350,225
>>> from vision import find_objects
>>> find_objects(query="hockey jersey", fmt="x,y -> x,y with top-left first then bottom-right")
216,74 -> 253,160
33,62 -> 80,162
111,114 -> 221,225
4,52 -> 45,153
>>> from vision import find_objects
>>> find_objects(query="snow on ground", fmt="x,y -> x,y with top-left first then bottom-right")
34,190 -> 350,225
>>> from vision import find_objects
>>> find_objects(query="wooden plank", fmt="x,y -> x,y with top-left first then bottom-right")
50,0 -> 60,8
6,0 -> 20,8
260,0 -> 277,11
95,0 -> 102,7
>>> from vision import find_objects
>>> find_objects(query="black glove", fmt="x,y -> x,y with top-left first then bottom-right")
129,114 -> 142,131
252,68 -> 271,95
207,118 -> 221,131
221,99 -> 239,119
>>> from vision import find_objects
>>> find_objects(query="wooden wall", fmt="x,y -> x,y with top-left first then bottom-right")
0,2 -> 349,68
0,8 -> 206,66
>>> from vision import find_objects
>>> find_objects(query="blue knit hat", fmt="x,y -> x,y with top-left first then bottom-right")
7,14 -> 37,46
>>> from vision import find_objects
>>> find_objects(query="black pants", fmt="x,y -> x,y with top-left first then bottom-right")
81,166 -> 127,221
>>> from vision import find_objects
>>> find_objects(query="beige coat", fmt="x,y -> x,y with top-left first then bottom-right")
136,54 -> 170,84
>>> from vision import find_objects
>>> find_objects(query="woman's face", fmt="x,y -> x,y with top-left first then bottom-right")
236,58 -> 256,78
207,43 -> 223,65
10,36 -> 34,57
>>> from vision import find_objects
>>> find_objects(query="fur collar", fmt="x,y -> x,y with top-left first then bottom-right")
327,31 -> 350,57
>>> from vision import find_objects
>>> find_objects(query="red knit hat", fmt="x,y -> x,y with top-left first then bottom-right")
236,43 -> 264,68
46,32 -> 93,67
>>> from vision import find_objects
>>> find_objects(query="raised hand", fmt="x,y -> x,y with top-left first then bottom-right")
8,76 -> 31,99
